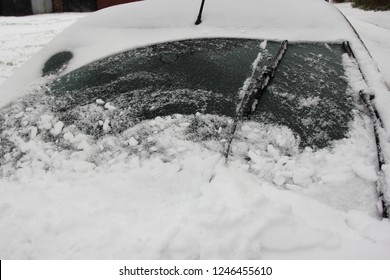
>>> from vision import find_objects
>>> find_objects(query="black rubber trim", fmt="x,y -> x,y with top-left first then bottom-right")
360,90 -> 389,218
344,38 -> 389,218
342,41 -> 355,59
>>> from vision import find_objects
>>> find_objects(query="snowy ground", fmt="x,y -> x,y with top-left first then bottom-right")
336,3 -> 390,87
1,1 -> 390,259
0,13 -> 86,86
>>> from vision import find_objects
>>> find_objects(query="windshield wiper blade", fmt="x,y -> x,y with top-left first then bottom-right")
241,40 -> 288,118
224,40 -> 288,159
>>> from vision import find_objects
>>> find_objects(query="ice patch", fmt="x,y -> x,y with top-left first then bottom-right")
299,96 -> 321,107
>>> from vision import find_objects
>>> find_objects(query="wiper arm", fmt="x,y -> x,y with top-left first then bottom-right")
195,0 -> 206,25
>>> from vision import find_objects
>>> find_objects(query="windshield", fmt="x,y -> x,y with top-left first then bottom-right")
45,38 -> 350,149
0,37 -> 379,215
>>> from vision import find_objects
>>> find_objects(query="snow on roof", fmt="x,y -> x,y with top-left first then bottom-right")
0,0 -> 357,107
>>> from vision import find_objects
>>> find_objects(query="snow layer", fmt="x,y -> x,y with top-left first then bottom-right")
1,109 -> 390,259
336,3 -> 390,87
1,0 -> 390,259
1,53 -> 389,258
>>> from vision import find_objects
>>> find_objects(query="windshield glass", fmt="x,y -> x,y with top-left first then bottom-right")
46,38 -> 350,149
252,43 -> 352,148
49,39 -> 278,121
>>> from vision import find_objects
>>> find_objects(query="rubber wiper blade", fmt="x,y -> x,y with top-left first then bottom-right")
224,40 -> 288,159
241,40 -> 288,118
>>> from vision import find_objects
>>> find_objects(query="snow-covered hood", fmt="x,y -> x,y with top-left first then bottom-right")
0,0 -> 359,107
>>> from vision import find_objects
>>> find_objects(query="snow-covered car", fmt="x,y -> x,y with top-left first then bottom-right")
1,0 -> 390,259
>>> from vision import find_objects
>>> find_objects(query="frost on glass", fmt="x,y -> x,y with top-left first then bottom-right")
250,43 -> 353,149
48,38 -> 278,132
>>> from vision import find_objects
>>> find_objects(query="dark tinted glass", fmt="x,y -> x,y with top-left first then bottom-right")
49,38 -> 279,120
250,43 -> 352,148
45,39 -> 351,149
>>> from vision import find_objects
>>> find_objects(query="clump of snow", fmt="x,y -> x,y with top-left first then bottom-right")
104,102 -> 116,111
128,137 -> 139,147
0,87 -> 231,180
102,118 -> 110,132
95,99 -> 105,105
260,40 -> 267,50
50,121 -> 64,136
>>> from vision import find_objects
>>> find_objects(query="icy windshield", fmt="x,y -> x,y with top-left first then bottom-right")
49,39 -> 279,119
252,43 -> 351,148
44,38 -> 350,148
0,38 -> 379,214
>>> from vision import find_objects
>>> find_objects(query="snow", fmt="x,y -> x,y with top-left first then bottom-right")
336,3 -> 390,87
1,0 -> 390,259
1,94 -> 386,258
334,4 -> 390,138
260,40 -> 267,50
95,99 -> 105,105
128,137 -> 139,147
50,121 -> 64,136
0,13 -> 85,86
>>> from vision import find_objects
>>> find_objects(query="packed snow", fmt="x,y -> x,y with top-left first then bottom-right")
0,102 -> 389,258
1,0 -> 390,259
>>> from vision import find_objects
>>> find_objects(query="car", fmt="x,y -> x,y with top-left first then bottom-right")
1,0 -> 390,259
